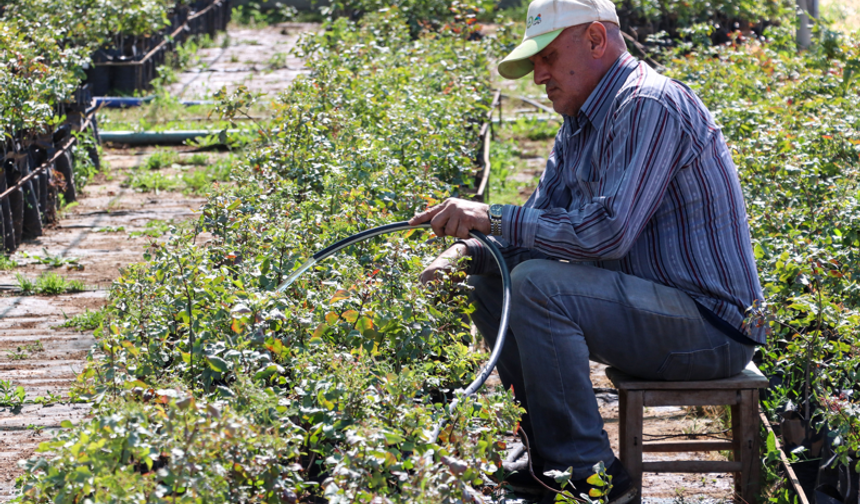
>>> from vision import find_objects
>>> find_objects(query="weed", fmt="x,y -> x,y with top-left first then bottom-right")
126,170 -> 180,193
15,273 -> 35,295
268,52 -> 288,69
0,380 -> 26,408
0,254 -> 17,270
511,117 -> 558,141
182,159 -> 232,195
61,309 -> 104,331
21,248 -> 79,268
129,219 -> 174,239
25,340 -> 44,353
95,226 -> 126,233
143,148 -> 179,170
26,424 -> 45,436
7,348 -> 28,360
16,273 -> 85,295
184,153 -> 209,166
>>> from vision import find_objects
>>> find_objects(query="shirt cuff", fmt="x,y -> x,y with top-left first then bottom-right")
456,238 -> 489,275
501,205 -> 543,248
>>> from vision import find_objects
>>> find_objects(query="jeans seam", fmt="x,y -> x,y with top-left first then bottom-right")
546,292 -> 701,322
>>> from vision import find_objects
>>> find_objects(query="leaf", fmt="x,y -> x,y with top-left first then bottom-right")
207,356 -> 229,373
60,420 -> 74,429
586,473 -> 605,486
342,310 -> 359,323
329,289 -> 351,303
231,318 -> 244,334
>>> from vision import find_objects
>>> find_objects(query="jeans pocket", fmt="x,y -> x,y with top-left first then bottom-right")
657,343 -> 730,381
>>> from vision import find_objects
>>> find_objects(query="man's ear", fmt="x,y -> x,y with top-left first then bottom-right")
586,22 -> 608,57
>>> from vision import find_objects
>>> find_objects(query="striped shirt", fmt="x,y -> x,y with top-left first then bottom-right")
463,52 -> 766,344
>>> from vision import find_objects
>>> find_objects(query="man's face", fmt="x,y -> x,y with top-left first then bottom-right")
529,24 -> 603,117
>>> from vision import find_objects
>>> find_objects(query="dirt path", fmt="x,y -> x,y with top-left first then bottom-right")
166,22 -> 313,99
0,149 -> 207,499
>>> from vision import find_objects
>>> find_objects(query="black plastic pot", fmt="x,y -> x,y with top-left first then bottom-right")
0,161 -> 14,252
86,66 -> 111,96
54,149 -> 76,204
111,64 -> 142,95
19,157 -> 43,240
6,168 -> 23,247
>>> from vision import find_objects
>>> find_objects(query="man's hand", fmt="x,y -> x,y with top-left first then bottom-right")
419,243 -> 468,284
408,198 -> 491,239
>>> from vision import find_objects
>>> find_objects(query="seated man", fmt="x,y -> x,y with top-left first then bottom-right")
409,0 -> 766,501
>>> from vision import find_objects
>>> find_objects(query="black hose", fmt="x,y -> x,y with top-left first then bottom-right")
280,221 -> 512,442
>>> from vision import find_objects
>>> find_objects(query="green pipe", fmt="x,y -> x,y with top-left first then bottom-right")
99,129 -> 244,145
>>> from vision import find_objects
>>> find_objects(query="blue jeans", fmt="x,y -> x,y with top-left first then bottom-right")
469,259 -> 754,478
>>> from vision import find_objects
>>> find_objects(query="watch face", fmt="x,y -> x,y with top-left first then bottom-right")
490,204 -> 504,218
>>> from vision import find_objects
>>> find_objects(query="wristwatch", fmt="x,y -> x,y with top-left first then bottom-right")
487,204 -> 504,236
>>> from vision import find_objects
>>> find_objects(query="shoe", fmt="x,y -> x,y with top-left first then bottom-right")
537,459 -> 638,504
499,445 -> 551,496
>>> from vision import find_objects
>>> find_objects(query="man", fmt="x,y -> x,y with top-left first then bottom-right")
409,0 -> 765,501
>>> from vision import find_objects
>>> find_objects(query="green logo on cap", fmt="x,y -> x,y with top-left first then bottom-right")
526,13 -> 542,28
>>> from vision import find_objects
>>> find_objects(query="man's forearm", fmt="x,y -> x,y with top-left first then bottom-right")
419,243 -> 469,284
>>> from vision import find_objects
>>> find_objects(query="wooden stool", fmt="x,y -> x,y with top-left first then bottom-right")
605,362 -> 768,504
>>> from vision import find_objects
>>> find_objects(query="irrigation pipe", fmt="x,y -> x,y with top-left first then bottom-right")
99,129 -> 243,145
94,97 -> 217,108
275,221 -> 512,442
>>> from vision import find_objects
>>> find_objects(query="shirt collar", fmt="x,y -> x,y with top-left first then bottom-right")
571,52 -> 639,128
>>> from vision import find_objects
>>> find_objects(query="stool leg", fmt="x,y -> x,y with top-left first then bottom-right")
619,390 -> 643,504
733,389 -> 761,504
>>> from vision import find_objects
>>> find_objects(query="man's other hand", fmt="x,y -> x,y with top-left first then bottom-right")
419,243 -> 468,284
408,198 -> 491,239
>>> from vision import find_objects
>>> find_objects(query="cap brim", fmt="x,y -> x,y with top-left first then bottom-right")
497,29 -> 563,80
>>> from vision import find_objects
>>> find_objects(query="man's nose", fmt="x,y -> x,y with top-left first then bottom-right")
533,60 -> 550,85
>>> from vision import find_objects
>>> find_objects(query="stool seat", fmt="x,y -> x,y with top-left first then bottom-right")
605,362 -> 767,504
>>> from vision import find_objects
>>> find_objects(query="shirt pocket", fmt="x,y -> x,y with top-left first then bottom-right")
656,343 -> 730,381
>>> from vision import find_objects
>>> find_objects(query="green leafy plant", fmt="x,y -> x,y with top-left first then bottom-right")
125,168 -> 180,193
0,380 -> 26,408
128,219 -> 174,238
95,226 -> 126,233
0,254 -> 17,270
61,309 -> 105,331
20,248 -> 79,268
16,272 -> 85,295
143,148 -> 180,171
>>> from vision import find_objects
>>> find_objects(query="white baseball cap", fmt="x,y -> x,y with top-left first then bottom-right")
498,0 -> 620,80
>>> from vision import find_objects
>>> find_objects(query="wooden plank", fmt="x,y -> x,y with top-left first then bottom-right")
644,460 -> 742,473
644,389 -> 738,407
760,410 -> 810,504
736,389 -> 761,504
619,390 -> 644,504
642,440 -> 734,453
606,362 -> 768,391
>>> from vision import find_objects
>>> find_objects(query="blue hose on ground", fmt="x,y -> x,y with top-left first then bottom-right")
275,221 -> 512,442
95,97 -> 216,108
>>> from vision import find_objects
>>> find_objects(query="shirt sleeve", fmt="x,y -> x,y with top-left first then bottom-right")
501,97 -> 692,261
455,127 -> 568,275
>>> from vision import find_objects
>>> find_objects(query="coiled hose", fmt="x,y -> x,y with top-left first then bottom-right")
275,221 -> 512,442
